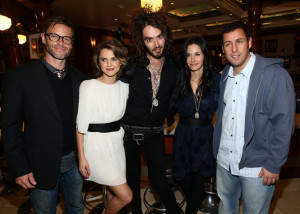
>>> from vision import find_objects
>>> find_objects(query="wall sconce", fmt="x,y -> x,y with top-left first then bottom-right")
18,34 -> 27,45
90,36 -> 96,48
141,0 -> 162,12
0,14 -> 12,31
90,37 -> 96,48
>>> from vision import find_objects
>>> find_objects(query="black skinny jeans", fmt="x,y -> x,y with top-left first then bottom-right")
124,132 -> 181,214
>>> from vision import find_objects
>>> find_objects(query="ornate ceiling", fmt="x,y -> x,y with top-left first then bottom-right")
12,0 -> 300,39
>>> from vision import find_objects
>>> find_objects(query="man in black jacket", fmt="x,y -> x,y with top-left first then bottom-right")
1,16 -> 88,213
121,8 -> 182,214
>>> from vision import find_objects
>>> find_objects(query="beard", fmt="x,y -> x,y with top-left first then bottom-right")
145,46 -> 164,59
45,41 -> 72,60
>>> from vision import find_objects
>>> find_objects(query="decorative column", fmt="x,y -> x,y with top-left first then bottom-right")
8,22 -> 24,67
248,0 -> 262,54
34,0 -> 52,32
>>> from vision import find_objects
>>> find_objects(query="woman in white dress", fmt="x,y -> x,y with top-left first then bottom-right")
76,39 -> 132,214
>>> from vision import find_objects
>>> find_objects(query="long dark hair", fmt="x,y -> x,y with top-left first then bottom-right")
130,7 -> 174,67
182,37 -> 216,98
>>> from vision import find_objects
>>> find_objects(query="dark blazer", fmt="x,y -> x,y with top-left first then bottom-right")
1,57 -> 88,190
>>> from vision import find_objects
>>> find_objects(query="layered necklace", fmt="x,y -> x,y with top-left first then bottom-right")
148,57 -> 164,111
192,75 -> 203,119
193,88 -> 203,119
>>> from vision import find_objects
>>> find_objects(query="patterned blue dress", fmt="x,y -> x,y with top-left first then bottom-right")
172,74 -> 220,180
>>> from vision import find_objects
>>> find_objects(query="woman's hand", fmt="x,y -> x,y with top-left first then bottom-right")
79,156 -> 90,178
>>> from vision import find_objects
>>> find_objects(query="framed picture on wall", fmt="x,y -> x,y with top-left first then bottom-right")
29,33 -> 44,59
265,40 -> 277,52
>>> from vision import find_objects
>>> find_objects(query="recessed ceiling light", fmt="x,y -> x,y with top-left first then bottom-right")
217,6 -> 220,9
171,28 -> 183,32
115,18 -> 118,21
206,20 -> 235,27
171,2 -> 174,5
261,10 -> 300,19
230,14 -> 232,16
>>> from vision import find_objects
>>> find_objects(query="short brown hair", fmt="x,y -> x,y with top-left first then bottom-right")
43,16 -> 74,38
221,21 -> 250,44
92,39 -> 128,78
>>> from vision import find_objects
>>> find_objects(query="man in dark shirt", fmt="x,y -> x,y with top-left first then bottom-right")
1,16 -> 87,213
121,8 -> 182,214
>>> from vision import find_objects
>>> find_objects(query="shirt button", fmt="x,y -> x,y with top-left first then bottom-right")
235,82 -> 238,84
230,151 -> 232,153
233,100 -> 235,102
232,117 -> 234,119
231,134 -> 233,137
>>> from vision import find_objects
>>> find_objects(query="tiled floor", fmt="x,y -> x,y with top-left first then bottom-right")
0,178 -> 300,214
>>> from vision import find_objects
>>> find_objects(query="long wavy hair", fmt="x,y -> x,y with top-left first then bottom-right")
130,7 -> 174,67
181,37 -> 216,98
92,39 -> 128,78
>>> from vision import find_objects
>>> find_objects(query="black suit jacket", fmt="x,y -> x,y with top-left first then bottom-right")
1,58 -> 88,190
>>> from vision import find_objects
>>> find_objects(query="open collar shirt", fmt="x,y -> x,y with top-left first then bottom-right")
217,53 -> 262,177
122,57 -> 180,127
42,57 -> 68,79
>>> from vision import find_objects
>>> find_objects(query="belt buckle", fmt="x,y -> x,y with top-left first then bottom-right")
133,133 -> 144,141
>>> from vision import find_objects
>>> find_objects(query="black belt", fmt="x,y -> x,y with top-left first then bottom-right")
88,121 -> 120,133
179,116 -> 211,127
121,123 -> 164,134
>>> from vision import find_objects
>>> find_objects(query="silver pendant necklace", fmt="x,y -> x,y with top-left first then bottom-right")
152,98 -> 159,107
149,57 -> 164,111
194,88 -> 203,119
151,69 -> 161,107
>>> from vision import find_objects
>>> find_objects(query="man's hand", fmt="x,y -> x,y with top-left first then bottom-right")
16,172 -> 37,189
258,167 -> 279,185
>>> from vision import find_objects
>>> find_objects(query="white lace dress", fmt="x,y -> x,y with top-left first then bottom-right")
76,79 -> 129,186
